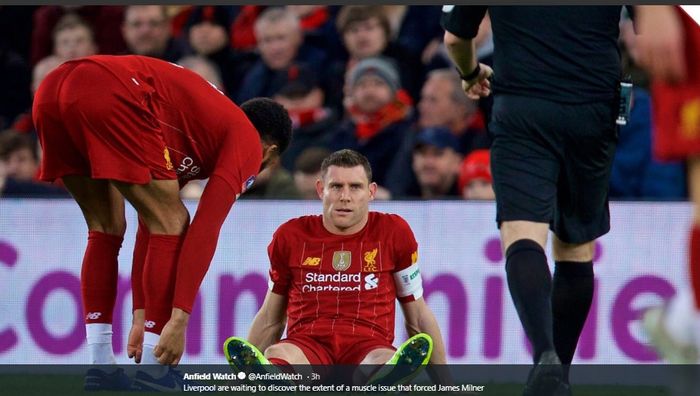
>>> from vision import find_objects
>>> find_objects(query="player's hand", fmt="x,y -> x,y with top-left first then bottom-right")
462,63 -> 494,99
127,309 -> 145,363
634,6 -> 686,83
153,308 -> 189,366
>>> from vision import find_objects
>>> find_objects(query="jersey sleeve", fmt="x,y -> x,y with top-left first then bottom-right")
172,174 -> 237,313
267,224 -> 292,295
390,215 -> 423,303
440,5 -> 488,39
210,117 -> 262,198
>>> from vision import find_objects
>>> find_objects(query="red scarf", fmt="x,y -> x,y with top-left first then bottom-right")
288,107 -> 331,129
348,90 -> 413,141
300,7 -> 329,31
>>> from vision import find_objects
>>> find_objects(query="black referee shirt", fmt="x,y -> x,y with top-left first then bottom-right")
441,6 -> 623,104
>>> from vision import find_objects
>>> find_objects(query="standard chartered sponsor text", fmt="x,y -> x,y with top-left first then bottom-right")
303,272 -> 362,292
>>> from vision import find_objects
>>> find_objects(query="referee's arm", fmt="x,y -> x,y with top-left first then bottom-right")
441,6 -> 493,98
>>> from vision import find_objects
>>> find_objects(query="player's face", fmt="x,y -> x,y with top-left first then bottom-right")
317,165 -> 377,235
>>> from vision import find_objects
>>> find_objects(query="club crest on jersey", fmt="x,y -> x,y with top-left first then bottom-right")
163,147 -> 173,170
363,248 -> 378,272
332,251 -> 351,271
302,256 -> 321,266
242,175 -> 256,193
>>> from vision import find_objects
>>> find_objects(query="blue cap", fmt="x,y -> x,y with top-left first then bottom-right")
413,127 -> 460,151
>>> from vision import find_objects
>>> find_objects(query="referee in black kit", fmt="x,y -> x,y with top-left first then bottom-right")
442,6 -> 627,396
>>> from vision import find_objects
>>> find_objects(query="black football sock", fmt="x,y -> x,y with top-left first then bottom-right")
505,239 -> 555,364
552,260 -> 594,383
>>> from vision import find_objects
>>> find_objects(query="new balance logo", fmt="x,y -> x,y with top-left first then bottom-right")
145,321 -> 156,329
302,256 -> 321,266
85,312 -> 102,320
364,274 -> 378,290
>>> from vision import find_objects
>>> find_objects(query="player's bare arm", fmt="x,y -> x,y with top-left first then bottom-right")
247,290 -> 288,352
400,298 -> 447,365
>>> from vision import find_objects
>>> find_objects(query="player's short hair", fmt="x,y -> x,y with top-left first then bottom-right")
320,149 -> 373,183
241,97 -> 293,155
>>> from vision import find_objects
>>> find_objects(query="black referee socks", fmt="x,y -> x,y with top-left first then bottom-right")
505,239 -> 554,364
552,260 -> 594,383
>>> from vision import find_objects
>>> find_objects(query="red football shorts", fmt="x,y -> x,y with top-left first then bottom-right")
652,10 -> 700,162
33,60 -> 176,184
279,332 -> 395,365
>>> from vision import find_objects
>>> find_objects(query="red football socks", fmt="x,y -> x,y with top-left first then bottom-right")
81,231 -> 123,324
143,234 -> 185,334
131,220 -> 149,311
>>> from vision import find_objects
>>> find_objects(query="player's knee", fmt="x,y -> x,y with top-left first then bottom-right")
85,213 -> 127,237
360,348 -> 394,365
264,344 -> 297,362
145,203 -> 189,235
553,239 -> 594,261
102,219 -> 127,237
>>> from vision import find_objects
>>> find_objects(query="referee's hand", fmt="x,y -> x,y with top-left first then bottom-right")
462,63 -> 494,99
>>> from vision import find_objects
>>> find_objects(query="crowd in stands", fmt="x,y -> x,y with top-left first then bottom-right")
0,5 -> 689,200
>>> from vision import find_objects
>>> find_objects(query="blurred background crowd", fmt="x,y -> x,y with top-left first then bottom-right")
0,5 -> 688,201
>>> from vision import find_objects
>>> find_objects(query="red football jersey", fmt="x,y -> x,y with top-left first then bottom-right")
267,212 -> 421,343
82,55 -> 262,191
652,8 -> 700,161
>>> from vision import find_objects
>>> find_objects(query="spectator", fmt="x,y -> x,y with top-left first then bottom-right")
240,157 -> 300,200
386,68 -> 491,198
411,127 -> 463,199
287,5 -> 343,63
237,7 -> 326,102
121,5 -> 188,62
334,6 -> 423,106
52,13 -> 98,60
0,129 -> 39,181
329,56 -> 413,190
383,6 -> 445,69
459,149 -> 495,200
31,6 -> 126,66
292,146 -> 331,200
0,128 -> 68,198
418,69 -> 490,154
176,55 -> 224,92
11,55 -> 64,135
272,64 -> 338,171
184,6 -> 255,99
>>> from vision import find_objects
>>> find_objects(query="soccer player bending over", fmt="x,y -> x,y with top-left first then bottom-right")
32,54 -> 292,391
224,149 -> 447,386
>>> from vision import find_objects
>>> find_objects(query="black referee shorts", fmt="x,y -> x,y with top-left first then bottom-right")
489,94 -> 618,244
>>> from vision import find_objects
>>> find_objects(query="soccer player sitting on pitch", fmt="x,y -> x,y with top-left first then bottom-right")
32,54 -> 292,390
224,149 -> 447,385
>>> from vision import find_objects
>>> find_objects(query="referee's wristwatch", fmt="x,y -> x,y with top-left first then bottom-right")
457,64 -> 481,83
